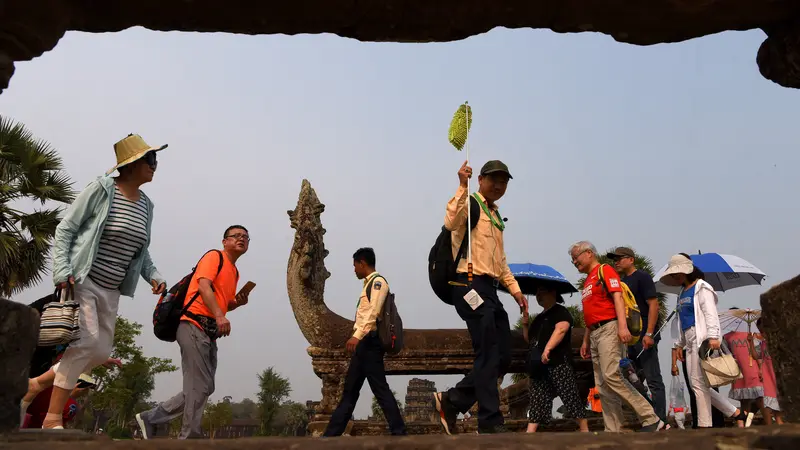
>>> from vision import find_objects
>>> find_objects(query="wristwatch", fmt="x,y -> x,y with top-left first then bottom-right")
645,332 -> 654,337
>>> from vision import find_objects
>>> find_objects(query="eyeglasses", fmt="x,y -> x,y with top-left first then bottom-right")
226,233 -> 250,242
571,249 -> 589,265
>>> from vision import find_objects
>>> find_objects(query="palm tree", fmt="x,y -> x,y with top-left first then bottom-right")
510,304 -> 585,384
0,116 -> 75,296
574,246 -> 668,333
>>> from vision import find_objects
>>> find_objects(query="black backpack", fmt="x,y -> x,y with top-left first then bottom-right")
366,276 -> 404,354
153,250 -> 223,342
427,196 -> 481,304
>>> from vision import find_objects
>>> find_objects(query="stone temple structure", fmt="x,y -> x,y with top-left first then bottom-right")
2,1 -> 800,94
403,379 -> 437,423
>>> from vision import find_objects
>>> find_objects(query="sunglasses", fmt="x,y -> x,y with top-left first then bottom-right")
143,151 -> 158,169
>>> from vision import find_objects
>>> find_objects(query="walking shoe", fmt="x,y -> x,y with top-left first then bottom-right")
637,420 -> 665,432
135,413 -> 154,440
478,424 -> 510,434
432,392 -> 458,435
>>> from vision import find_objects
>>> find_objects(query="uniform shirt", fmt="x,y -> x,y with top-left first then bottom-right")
353,272 -> 389,340
444,186 -> 520,295
582,264 -> 622,328
182,250 -> 240,330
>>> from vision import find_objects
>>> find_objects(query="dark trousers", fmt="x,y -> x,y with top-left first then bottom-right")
324,333 -> 406,436
445,275 -> 512,428
681,349 -> 725,428
629,341 -> 667,422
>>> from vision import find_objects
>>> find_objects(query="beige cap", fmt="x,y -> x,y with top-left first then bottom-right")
658,254 -> 695,286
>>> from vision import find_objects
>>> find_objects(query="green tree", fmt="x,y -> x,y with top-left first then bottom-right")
574,246 -> 667,329
0,115 -> 76,296
231,398 -> 259,420
256,367 -> 292,435
75,317 -> 177,432
203,398 -> 233,439
272,401 -> 309,436
510,304 -> 585,384
371,390 -> 401,421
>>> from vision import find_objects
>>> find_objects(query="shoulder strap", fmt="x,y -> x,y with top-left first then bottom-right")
454,196 -> 481,265
365,275 -> 386,302
184,249 -> 225,311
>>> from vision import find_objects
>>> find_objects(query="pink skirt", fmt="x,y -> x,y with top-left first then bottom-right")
724,331 -> 764,400
759,339 -> 781,411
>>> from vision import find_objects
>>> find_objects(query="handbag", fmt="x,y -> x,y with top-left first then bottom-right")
699,338 -> 743,388
526,319 -> 548,378
38,285 -> 81,347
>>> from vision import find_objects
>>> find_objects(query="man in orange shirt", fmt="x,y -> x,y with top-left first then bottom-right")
136,225 -> 250,439
570,240 -> 662,432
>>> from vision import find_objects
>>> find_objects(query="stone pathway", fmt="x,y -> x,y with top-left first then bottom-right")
2,424 -> 798,449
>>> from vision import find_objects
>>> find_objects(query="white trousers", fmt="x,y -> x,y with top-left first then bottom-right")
53,277 -> 120,389
684,327 -> 737,426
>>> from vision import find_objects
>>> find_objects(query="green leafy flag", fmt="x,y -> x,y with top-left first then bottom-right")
448,102 -> 472,151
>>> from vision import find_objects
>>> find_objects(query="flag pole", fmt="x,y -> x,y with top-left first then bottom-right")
465,102 -> 472,286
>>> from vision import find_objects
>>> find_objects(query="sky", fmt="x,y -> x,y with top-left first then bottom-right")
2,25 -> 799,421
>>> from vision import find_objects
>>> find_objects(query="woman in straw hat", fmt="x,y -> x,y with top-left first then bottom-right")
37,134 -> 168,429
663,253 -> 752,428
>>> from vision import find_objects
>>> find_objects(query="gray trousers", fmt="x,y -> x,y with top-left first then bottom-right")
141,321 -> 217,439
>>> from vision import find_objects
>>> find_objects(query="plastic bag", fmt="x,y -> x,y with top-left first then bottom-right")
669,375 -> 687,411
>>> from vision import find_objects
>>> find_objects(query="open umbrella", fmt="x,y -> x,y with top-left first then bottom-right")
719,307 -> 761,333
498,263 -> 578,296
653,252 -> 766,294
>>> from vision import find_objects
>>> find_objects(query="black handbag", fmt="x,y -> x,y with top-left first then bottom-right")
526,319 -> 548,377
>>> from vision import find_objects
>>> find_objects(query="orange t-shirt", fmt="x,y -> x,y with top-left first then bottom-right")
581,264 -> 621,328
181,250 -> 239,330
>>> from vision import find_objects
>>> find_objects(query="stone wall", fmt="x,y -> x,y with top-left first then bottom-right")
760,274 -> 800,422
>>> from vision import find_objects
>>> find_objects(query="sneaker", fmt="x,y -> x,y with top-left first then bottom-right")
432,392 -> 458,435
478,424 -> 510,434
638,420 -> 665,432
135,413 -> 154,440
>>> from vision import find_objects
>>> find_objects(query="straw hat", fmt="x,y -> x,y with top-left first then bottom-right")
659,254 -> 695,286
106,134 -> 167,175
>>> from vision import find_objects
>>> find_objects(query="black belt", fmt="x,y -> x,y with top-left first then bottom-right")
589,318 -> 616,331
457,273 -> 500,288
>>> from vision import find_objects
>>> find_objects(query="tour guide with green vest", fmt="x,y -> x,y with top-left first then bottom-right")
427,166 -> 508,305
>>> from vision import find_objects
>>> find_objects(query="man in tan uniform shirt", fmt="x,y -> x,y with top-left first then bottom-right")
323,247 -> 406,436
433,160 -> 527,435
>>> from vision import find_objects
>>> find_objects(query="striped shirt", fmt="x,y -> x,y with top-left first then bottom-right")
88,185 -> 149,290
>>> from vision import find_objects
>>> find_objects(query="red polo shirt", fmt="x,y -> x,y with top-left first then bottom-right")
582,264 -> 622,327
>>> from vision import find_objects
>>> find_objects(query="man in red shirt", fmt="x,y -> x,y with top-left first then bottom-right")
570,241 -> 662,432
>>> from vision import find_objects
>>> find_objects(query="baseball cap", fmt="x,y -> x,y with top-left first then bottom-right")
606,247 -> 635,259
480,160 -> 513,179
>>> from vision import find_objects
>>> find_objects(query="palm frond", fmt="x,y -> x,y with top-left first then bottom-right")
0,115 -> 75,296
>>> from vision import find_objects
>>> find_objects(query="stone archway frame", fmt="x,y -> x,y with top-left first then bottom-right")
2,1 -> 800,94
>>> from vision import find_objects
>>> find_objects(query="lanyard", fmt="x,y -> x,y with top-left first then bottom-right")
473,193 -> 504,232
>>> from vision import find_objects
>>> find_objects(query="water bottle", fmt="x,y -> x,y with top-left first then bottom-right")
620,358 -> 649,398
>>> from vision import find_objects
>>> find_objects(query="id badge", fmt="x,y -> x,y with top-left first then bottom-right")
463,289 -> 485,310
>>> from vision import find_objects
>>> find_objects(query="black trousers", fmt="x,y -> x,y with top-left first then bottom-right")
445,275 -> 512,428
681,349 -> 725,428
324,333 -> 406,436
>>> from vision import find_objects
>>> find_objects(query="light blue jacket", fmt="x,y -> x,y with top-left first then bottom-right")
52,175 -> 165,297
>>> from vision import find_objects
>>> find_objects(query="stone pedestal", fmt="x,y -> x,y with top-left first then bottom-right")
760,274 -> 800,422
0,299 -> 40,433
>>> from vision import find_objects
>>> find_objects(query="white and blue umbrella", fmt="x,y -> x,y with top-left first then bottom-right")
653,253 -> 766,294
499,263 -> 578,296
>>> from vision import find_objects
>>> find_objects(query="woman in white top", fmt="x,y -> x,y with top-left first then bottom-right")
661,253 -> 752,428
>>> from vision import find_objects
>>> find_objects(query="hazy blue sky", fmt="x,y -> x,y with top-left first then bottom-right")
3,25 -> 798,421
